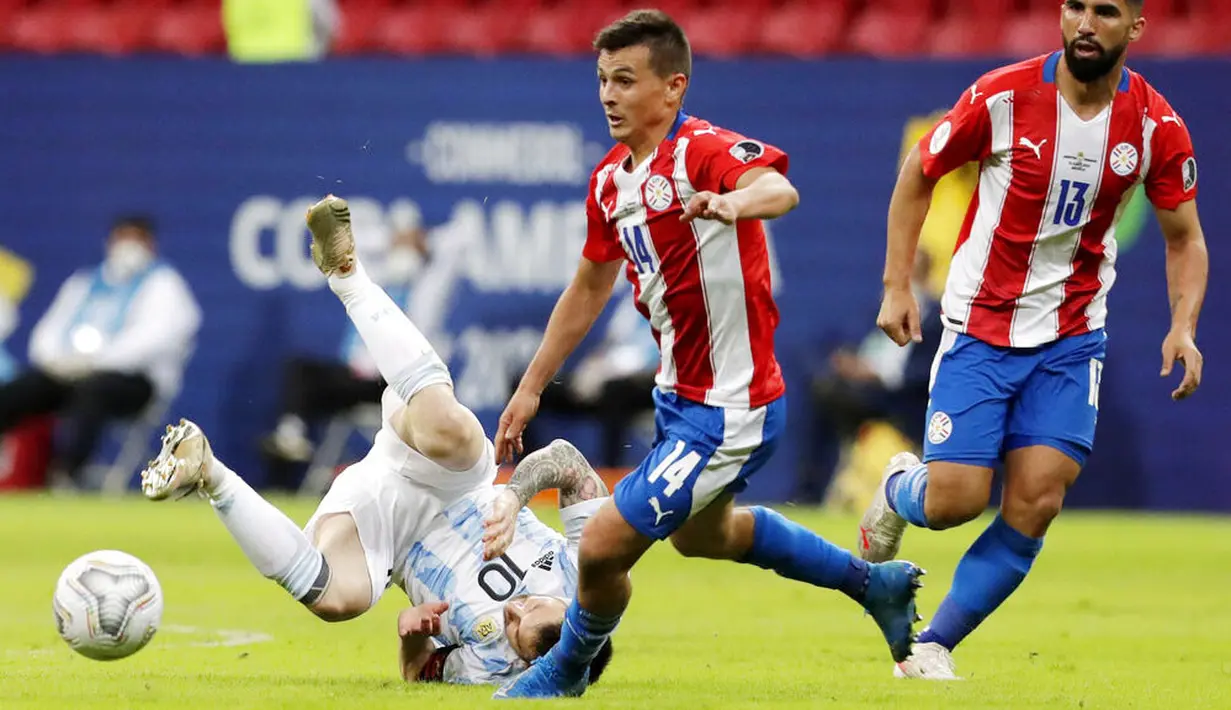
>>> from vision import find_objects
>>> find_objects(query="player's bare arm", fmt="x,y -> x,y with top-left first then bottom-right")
1155,199 -> 1208,400
878,145 -> 940,346
680,167 -> 799,225
398,601 -> 450,682
495,257 -> 624,462
509,439 -> 610,509
483,439 -> 609,560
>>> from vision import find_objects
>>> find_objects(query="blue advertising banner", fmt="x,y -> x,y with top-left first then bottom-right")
1,56 -> 1227,510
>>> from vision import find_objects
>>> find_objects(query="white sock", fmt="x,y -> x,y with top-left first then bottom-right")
328,259 -> 451,402
206,458 -> 329,604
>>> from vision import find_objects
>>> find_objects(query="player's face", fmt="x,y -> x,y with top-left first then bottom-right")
596,46 -> 685,145
1060,0 -> 1144,83
503,594 -> 567,661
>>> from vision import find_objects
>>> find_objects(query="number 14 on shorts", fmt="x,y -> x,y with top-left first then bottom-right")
647,441 -> 702,497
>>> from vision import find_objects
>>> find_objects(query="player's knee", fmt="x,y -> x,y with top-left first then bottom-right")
925,495 -> 987,529
1005,485 -> 1066,534
412,404 -> 478,461
577,521 -> 639,580
305,568 -> 371,623
668,533 -> 712,558
669,513 -> 747,560
576,545 -> 625,583
923,467 -> 992,529
308,593 -> 369,623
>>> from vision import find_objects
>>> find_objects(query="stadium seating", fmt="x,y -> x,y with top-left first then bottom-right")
0,0 -> 1226,58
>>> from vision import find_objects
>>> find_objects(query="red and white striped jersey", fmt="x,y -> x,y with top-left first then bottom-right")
919,52 -> 1198,348
582,113 -> 788,408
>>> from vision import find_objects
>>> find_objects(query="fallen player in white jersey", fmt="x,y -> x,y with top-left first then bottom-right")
139,194 -> 613,685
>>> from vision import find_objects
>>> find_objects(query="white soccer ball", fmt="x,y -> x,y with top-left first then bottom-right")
53,550 -> 163,661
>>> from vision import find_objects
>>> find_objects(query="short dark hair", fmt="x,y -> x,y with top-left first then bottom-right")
593,9 -> 691,80
110,214 -> 157,240
532,627 -> 614,685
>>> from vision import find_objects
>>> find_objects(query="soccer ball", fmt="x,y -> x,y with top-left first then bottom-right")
53,550 -> 163,661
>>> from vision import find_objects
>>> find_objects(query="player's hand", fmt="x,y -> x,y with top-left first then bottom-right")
495,390 -> 539,464
1160,328 -> 1203,400
398,601 -> 449,638
876,285 -> 923,346
482,488 -> 520,561
680,191 -> 738,225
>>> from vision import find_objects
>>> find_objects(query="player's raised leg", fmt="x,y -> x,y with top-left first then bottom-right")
857,332 -> 1012,564
306,195 -> 485,472
860,457 -> 995,562
141,420 -> 373,621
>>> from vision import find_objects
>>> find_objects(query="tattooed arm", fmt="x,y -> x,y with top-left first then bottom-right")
506,439 -> 610,510
482,439 -> 608,560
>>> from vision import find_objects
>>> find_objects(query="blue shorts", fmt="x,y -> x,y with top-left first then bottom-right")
613,389 -> 786,540
924,328 -> 1107,468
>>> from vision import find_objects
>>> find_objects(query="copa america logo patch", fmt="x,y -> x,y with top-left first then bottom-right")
927,411 -> 953,444
728,140 -> 764,164
644,174 -> 674,212
1109,142 -> 1138,177
929,121 -> 952,155
1182,156 -> 1197,192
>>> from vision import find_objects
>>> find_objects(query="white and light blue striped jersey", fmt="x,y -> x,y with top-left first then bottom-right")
397,486 -> 604,685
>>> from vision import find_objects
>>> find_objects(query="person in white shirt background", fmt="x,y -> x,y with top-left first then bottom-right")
0,215 -> 201,488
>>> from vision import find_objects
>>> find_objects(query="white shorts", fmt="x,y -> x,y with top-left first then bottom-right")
303,424 -> 497,607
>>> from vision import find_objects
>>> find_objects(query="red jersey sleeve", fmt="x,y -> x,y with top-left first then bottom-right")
581,167 -> 624,263
1145,108 -> 1198,211
917,83 -> 993,180
685,125 -> 790,193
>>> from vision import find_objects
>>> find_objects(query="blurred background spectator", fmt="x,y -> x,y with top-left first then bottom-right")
223,0 -> 340,62
0,216 -> 200,489
797,252 -> 942,504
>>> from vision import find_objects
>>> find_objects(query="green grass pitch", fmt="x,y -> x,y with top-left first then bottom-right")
2,494 -> 1229,709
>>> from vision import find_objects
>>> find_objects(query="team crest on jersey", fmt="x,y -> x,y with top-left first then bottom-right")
928,411 -> 953,444
929,121 -> 952,155
729,140 -> 765,163
644,174 -> 675,212
1182,157 -> 1197,192
473,616 -> 499,642
1109,142 -> 1139,177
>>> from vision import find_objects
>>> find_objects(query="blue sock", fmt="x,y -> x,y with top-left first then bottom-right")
918,515 -> 1044,650
553,599 -> 620,674
885,463 -> 930,527
741,506 -> 870,601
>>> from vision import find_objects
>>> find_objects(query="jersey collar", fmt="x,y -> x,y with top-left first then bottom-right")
1043,50 -> 1130,92
666,111 -> 691,141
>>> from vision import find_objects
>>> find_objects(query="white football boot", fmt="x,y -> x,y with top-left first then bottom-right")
894,642 -> 963,680
305,194 -> 356,277
141,419 -> 214,501
857,451 -> 920,562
